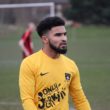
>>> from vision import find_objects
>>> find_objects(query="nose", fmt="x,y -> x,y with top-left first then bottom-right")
62,34 -> 67,42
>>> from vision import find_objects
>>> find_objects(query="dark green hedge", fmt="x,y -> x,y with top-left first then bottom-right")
63,0 -> 110,24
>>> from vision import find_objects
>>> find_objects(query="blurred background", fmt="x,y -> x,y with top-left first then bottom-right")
0,0 -> 110,110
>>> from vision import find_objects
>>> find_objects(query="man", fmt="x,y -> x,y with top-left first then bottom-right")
19,22 -> 35,58
19,16 -> 91,110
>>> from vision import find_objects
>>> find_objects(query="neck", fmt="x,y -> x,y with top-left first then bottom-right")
42,47 -> 60,59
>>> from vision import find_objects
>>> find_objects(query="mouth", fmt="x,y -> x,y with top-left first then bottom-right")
60,42 -> 67,48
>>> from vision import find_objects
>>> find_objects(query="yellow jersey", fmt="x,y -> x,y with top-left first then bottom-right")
19,50 -> 91,110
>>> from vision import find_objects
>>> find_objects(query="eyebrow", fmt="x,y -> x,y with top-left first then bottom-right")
54,32 -> 67,36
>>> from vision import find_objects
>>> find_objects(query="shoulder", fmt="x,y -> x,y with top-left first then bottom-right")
22,30 -> 31,38
61,54 -> 79,72
20,50 -> 42,67
61,54 -> 76,65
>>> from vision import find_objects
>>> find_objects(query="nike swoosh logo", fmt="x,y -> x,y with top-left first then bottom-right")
40,72 -> 48,76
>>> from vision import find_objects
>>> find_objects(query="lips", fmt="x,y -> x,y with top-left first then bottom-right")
60,42 -> 67,47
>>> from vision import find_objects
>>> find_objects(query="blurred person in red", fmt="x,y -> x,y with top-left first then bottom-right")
19,22 -> 36,58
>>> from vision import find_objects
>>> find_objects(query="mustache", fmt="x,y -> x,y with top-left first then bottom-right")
60,42 -> 67,45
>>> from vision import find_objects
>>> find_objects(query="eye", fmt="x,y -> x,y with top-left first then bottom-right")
55,33 -> 62,36
64,32 -> 67,36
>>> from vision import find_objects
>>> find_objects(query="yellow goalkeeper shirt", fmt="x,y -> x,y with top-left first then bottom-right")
19,49 -> 91,110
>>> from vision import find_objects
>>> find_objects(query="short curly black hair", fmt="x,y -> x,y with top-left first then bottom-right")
36,16 -> 65,37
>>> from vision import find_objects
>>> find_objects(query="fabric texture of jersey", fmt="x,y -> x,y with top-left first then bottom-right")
19,50 -> 91,110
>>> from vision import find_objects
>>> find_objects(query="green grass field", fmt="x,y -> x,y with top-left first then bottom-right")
0,25 -> 110,110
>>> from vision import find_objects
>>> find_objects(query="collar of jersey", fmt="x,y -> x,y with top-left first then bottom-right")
40,49 -> 62,63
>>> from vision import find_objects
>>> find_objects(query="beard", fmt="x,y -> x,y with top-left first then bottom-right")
49,40 -> 67,54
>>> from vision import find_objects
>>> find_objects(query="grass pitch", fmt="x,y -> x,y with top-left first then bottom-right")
0,25 -> 110,110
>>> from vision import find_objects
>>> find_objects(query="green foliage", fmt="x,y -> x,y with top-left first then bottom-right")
63,0 -> 110,24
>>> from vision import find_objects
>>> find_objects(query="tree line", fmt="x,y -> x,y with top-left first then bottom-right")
63,0 -> 110,25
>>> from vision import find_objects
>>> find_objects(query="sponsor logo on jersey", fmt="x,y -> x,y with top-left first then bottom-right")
38,83 -> 66,109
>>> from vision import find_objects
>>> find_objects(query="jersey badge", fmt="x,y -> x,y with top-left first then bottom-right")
65,73 -> 71,81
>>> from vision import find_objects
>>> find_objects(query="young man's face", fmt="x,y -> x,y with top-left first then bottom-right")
47,26 -> 67,54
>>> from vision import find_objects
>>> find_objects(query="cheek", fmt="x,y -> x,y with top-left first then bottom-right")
49,37 -> 60,45
52,39 -> 60,47
48,34 -> 61,46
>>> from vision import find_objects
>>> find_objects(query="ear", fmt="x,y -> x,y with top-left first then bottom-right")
42,35 -> 49,44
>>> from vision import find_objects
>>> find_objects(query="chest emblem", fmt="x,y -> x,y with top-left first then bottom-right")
65,73 -> 71,81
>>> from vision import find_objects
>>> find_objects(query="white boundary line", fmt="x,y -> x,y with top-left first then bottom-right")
0,102 -> 74,109
0,60 -> 20,66
0,102 -> 20,106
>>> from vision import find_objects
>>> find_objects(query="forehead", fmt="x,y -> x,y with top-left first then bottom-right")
50,26 -> 66,33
